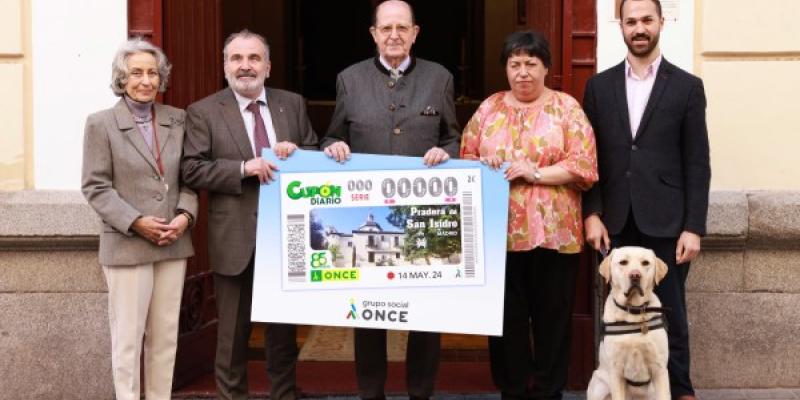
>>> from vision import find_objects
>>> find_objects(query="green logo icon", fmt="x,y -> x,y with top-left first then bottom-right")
311,252 -> 328,268
285,181 -> 342,205
311,270 -> 322,282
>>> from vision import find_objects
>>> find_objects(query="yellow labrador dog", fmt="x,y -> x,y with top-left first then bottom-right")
587,247 -> 670,400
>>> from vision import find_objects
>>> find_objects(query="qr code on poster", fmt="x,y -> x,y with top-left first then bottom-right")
286,214 -> 306,281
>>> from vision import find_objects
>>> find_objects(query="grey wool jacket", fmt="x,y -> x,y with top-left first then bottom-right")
81,100 -> 197,266
322,57 -> 461,157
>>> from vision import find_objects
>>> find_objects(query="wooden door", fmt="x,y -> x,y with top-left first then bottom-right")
520,0 -> 598,387
287,0 -> 485,135
128,0 -> 223,388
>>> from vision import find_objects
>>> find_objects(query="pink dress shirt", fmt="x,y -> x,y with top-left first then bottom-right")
625,54 -> 662,137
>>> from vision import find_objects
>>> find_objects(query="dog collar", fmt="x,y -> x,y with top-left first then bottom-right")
613,299 -> 671,315
602,315 -> 667,336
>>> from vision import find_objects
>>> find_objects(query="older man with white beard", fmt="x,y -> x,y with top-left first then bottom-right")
182,30 -> 318,400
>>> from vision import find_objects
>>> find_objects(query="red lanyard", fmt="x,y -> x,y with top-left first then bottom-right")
150,108 -> 165,177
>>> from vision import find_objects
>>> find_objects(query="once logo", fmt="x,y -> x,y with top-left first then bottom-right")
361,309 -> 408,323
346,298 -> 357,319
311,269 -> 360,282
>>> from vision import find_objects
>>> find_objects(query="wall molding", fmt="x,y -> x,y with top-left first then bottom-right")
2,190 -> 798,251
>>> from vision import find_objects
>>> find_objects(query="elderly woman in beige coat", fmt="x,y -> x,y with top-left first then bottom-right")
81,38 -> 197,400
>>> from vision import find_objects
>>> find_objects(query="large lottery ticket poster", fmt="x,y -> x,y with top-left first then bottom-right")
251,150 -> 509,335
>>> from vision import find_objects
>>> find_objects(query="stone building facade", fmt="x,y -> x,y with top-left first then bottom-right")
1,0 -> 798,398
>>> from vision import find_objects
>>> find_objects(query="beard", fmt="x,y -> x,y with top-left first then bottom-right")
624,32 -> 660,58
225,70 -> 266,95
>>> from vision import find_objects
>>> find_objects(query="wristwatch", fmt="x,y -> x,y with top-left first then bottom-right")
532,168 -> 542,183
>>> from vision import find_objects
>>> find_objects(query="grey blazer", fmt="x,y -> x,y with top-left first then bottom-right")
322,57 -> 461,157
81,99 -> 198,266
181,87 -> 318,276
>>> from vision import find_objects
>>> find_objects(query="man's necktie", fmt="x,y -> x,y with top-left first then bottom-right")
390,68 -> 402,81
246,101 -> 271,156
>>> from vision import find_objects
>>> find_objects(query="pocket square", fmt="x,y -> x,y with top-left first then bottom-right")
421,106 -> 440,116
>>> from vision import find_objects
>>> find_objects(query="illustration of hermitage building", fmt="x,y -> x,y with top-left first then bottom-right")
324,213 -> 407,267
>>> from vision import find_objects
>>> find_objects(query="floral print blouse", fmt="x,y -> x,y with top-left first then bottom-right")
460,91 -> 598,254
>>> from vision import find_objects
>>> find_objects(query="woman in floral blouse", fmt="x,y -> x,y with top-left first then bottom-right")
460,31 -> 598,399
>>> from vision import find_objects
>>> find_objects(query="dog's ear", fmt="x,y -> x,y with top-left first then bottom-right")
654,255 -> 668,284
598,250 -> 613,283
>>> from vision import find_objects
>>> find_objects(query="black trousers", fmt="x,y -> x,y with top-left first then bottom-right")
611,214 -> 694,399
354,328 -> 441,399
489,248 -> 579,400
213,257 -> 299,400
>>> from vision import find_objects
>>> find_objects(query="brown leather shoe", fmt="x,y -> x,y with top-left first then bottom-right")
676,395 -> 697,400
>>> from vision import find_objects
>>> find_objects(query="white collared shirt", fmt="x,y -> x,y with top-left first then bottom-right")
232,88 -> 278,157
379,55 -> 411,75
625,53 -> 662,138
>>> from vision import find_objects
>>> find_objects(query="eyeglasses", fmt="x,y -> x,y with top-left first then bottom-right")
373,23 -> 413,36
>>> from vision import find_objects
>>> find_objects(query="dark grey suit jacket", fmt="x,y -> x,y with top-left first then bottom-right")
582,59 -> 711,237
82,99 -> 197,266
182,87 -> 318,276
321,57 -> 460,157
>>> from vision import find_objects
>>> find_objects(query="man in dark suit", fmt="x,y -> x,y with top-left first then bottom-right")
321,1 -> 460,399
582,1 -> 710,399
182,30 -> 318,400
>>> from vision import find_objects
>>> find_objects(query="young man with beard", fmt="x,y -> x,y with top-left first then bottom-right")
182,30 -> 318,400
582,1 -> 710,399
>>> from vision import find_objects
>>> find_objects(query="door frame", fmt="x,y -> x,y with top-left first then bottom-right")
127,0 -> 222,388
